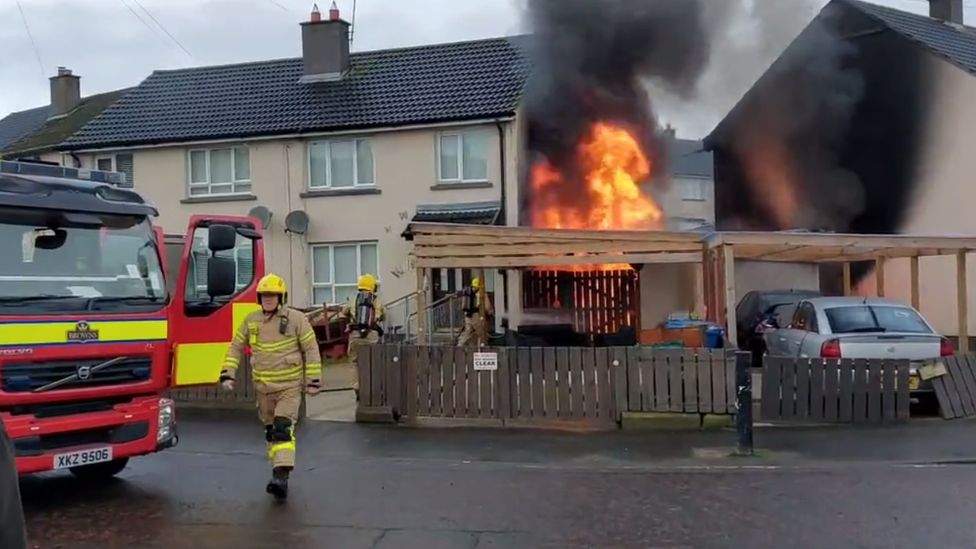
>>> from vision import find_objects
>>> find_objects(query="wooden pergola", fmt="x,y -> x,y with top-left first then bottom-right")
704,232 -> 976,352
405,223 -> 976,352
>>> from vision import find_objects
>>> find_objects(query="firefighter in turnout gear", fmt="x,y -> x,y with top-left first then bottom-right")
340,274 -> 385,400
219,273 -> 322,500
457,277 -> 492,347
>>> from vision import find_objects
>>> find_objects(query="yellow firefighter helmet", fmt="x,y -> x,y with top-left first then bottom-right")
358,273 -> 377,292
257,273 -> 288,302
471,277 -> 481,289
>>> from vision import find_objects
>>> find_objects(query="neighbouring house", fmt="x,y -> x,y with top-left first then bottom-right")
0,68 -> 130,180
704,0 -> 976,336
655,126 -> 715,232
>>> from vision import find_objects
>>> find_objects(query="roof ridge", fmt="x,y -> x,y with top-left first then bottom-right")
153,33 -> 528,76
842,0 -> 976,31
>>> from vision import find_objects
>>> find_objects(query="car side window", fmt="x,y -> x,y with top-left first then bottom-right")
794,303 -> 818,332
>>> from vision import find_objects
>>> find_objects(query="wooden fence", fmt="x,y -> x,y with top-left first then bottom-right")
761,357 -> 910,424
929,354 -> 976,419
167,355 -> 256,410
357,345 -> 737,426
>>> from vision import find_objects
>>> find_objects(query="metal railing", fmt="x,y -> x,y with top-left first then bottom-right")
378,291 -> 469,345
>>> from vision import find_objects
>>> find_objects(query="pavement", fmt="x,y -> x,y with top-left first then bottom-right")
18,411 -> 976,548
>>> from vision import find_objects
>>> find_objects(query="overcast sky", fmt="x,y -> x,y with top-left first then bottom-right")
0,0 -> 968,138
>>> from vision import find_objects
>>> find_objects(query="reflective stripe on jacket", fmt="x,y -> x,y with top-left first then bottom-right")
220,307 -> 322,392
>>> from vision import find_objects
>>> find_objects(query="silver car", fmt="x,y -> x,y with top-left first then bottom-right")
763,296 -> 955,394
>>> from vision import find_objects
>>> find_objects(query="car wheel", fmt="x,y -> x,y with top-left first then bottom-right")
69,458 -> 129,480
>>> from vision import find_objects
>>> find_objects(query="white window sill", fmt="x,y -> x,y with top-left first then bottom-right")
431,181 -> 493,191
181,194 -> 257,204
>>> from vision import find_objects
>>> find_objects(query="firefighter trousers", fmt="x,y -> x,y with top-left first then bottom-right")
458,313 -> 484,347
257,386 -> 301,469
348,330 -> 380,390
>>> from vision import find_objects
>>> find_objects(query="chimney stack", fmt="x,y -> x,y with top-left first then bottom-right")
930,0 -> 964,24
49,67 -> 81,117
300,2 -> 351,83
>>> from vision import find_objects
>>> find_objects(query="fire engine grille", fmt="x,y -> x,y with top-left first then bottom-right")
523,269 -> 639,335
0,357 -> 152,393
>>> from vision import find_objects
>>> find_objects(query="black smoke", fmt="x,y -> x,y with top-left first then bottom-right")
522,0 -> 713,223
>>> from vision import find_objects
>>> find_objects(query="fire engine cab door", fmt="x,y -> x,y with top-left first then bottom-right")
169,215 -> 265,387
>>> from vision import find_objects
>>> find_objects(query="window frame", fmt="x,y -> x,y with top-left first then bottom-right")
186,146 -> 252,197
310,241 -> 380,305
679,178 -> 707,202
437,130 -> 491,184
95,154 -> 116,172
306,138 -> 375,190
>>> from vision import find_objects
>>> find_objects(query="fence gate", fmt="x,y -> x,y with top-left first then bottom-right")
761,357 -> 910,423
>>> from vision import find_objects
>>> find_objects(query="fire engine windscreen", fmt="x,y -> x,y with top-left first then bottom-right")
0,207 -> 165,311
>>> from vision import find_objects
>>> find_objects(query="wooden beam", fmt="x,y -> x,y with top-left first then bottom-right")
958,252 -> 969,354
842,263 -> 852,296
416,240 -> 701,258
415,252 -> 704,269
416,268 -> 428,344
723,245 -> 737,348
875,256 -> 886,297
910,256 -> 920,310
410,222 -> 701,243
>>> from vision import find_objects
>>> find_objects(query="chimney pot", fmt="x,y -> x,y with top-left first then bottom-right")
49,66 -> 81,118
310,3 -> 321,22
300,1 -> 350,82
930,0 -> 964,24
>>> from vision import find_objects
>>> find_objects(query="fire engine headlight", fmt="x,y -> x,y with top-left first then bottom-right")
157,398 -> 175,442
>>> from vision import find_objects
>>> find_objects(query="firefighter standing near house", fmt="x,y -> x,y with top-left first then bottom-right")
219,273 -> 322,500
341,274 -> 385,400
457,277 -> 492,347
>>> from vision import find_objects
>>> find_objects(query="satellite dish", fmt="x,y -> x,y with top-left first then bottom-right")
248,205 -> 273,229
284,210 -> 310,235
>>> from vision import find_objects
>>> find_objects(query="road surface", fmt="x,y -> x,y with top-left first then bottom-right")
19,414 -> 976,548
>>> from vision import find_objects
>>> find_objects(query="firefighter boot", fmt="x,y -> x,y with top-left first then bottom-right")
266,466 -> 290,500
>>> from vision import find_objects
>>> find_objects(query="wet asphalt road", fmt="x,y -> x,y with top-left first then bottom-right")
19,415 -> 976,549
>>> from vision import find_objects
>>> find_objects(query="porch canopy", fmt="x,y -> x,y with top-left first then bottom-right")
703,231 -> 976,352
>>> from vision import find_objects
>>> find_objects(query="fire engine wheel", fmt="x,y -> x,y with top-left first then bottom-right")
69,458 -> 129,480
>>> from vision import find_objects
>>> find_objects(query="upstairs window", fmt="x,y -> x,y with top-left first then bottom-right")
187,147 -> 251,196
680,179 -> 707,201
308,139 -> 374,189
438,130 -> 489,183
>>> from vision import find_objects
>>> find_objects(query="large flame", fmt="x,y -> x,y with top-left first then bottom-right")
530,122 -> 663,231
529,122 -> 662,271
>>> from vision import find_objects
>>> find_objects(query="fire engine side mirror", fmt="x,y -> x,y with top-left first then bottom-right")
207,224 -> 238,252
206,256 -> 237,297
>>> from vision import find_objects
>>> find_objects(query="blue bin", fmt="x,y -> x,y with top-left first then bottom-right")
705,326 -> 724,349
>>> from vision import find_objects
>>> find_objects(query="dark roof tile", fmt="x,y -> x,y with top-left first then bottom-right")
64,36 -> 530,149
0,105 -> 52,151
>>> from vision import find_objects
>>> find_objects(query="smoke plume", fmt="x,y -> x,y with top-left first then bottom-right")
522,0 -> 713,223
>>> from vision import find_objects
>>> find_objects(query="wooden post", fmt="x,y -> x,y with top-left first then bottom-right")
842,263 -> 852,297
910,256 -> 920,310
416,268 -> 428,344
723,245 -> 737,348
875,257 -> 886,298
477,268 -> 487,347
957,252 -> 969,353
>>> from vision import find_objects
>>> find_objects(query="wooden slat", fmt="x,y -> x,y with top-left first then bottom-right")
629,348 -> 643,413
760,356 -> 781,420
465,347 -> 479,418
698,349 -> 713,414
895,360 -> 910,421
882,359 -> 896,423
955,355 -> 976,413
682,349 -> 698,413
711,350 -> 728,415
497,348 -> 512,419
543,347 -> 558,417
557,347 -> 572,418
839,359 -> 854,422
405,346 -> 418,419
931,371 -> 957,419
431,346 -> 446,417
852,359 -> 868,423
596,348 -> 613,420
439,346 -> 454,416
612,347 -> 631,421
389,345 -> 403,415
479,349 -> 493,418
531,347 -> 545,417
943,355 -> 974,416
780,355 -> 795,420
417,346 -> 431,416
583,348 -> 598,418
570,347 -> 585,416
359,345 -> 373,406
823,359 -> 839,421
517,347 -> 532,418
725,351 -> 737,414
867,359 -> 883,423
666,350 -> 683,413
796,358 -> 810,419
809,359 -> 825,420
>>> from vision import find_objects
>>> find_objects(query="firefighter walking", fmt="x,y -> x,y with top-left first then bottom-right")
458,277 -> 492,347
219,274 -> 322,500
341,274 -> 384,400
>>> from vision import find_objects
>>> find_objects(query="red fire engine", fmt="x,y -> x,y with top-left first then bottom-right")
0,160 -> 264,477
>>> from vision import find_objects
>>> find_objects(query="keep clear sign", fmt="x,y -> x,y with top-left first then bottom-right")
473,351 -> 498,371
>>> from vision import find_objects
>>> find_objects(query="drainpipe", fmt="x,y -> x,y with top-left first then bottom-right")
496,120 -> 507,226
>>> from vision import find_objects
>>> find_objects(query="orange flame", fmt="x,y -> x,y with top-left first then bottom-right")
529,122 -> 663,271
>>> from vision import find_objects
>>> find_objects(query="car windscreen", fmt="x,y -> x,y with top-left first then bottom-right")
825,305 -> 932,334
